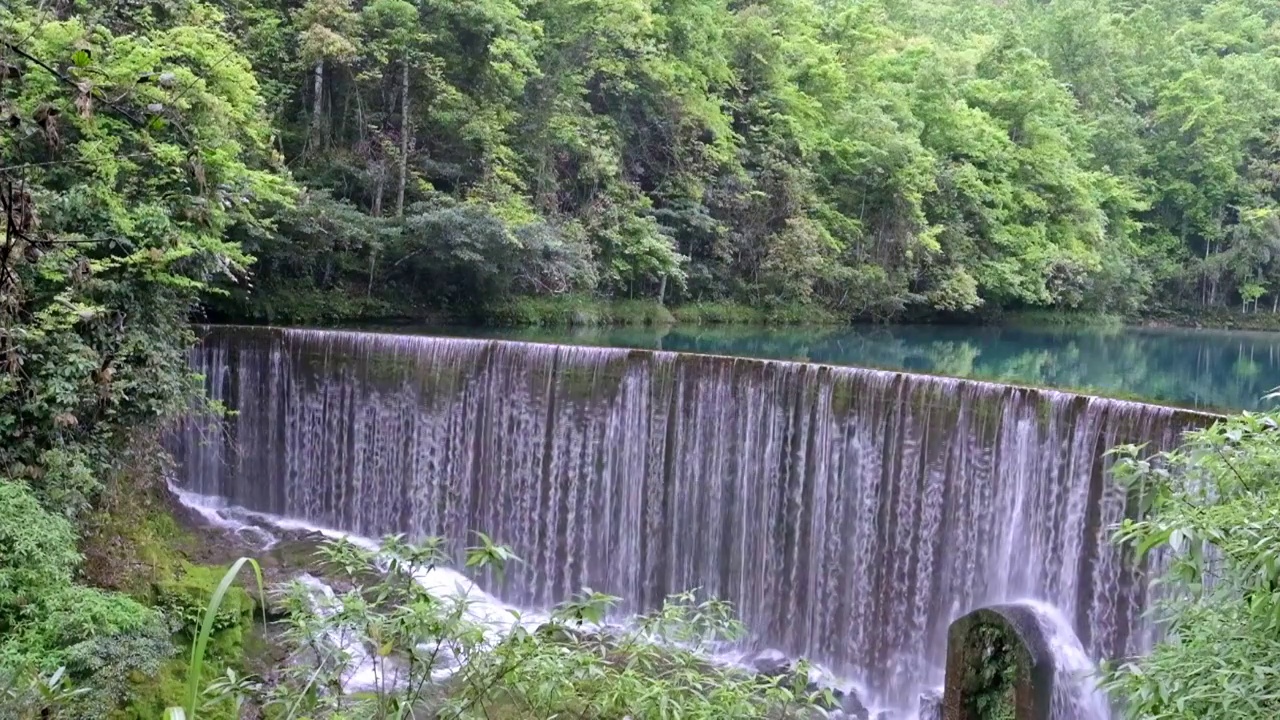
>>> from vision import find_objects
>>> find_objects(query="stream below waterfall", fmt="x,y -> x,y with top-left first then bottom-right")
172,325 -> 1223,715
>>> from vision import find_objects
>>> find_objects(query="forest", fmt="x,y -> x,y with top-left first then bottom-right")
45,0 -> 1280,325
2,0 -> 1280,718
211,0 -> 1280,324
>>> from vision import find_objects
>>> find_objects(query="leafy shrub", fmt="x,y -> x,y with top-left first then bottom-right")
0,482 -> 175,718
156,564 -> 256,642
0,577 -> 173,719
1103,411 -> 1280,718
0,481 -> 81,630
60,624 -> 175,719
252,535 -> 821,719
0,666 -> 87,720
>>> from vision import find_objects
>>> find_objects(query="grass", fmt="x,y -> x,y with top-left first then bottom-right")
1139,305 -> 1280,332
173,558 -> 266,719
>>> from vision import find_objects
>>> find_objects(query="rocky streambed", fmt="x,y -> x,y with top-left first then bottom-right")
169,486 -> 957,719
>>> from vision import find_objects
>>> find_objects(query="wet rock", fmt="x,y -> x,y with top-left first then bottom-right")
814,691 -> 870,720
534,622 -> 590,645
748,648 -> 792,677
263,531 -> 330,575
918,689 -> 943,720
804,683 -> 868,719
741,648 -> 867,719
837,688 -> 870,719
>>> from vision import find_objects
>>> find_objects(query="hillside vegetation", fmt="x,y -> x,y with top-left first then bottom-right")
194,0 -> 1280,323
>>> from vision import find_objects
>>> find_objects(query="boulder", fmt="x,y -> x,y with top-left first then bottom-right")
838,688 -> 871,719
534,621 -> 590,645
918,689 -> 943,720
742,648 -> 868,720
803,682 -> 868,719
748,648 -> 792,677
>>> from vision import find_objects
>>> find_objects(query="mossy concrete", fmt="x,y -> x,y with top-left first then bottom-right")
943,605 -> 1055,720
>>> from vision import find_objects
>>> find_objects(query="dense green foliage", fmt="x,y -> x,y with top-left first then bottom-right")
188,0 -> 1280,323
0,0 -> 286,715
1105,410 -> 1280,718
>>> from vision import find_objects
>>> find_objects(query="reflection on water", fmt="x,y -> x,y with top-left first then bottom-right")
382,323 -> 1280,412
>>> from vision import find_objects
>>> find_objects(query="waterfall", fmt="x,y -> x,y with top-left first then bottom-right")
173,326 -> 1212,709
1018,600 -> 1111,720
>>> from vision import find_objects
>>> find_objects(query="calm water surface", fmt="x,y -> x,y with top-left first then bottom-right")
375,323 -> 1280,412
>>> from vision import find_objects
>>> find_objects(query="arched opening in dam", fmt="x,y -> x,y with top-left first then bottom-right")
171,325 -> 1214,713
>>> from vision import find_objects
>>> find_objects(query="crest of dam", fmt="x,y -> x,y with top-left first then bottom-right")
172,325 -> 1215,708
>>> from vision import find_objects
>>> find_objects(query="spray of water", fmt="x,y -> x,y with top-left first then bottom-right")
1018,599 -> 1111,720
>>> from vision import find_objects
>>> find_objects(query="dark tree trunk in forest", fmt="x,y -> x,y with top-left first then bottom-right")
310,60 -> 325,147
396,58 -> 409,218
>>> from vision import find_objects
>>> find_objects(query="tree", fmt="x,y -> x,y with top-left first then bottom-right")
362,0 -> 423,217
295,0 -> 359,151
0,2 -> 291,713
1105,410 -> 1280,719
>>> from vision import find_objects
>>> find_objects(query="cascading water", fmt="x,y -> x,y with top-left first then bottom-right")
172,326 -> 1212,711
1019,600 -> 1112,720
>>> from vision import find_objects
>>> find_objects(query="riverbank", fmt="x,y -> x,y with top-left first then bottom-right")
209,289 -> 1280,334
1136,306 -> 1280,332
70,433 -> 280,718
488,296 -> 839,326
209,293 -> 840,328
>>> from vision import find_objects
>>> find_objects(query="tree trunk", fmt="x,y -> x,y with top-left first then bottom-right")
310,59 -> 325,147
396,58 -> 410,218
340,83 -> 352,142
657,274 -> 668,305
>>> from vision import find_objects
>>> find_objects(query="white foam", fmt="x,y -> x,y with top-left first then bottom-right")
293,573 -> 382,690
172,487 -> 555,684
1018,599 -> 1110,720
174,486 -> 891,709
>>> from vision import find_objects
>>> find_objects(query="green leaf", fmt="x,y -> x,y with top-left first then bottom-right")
183,557 -> 265,719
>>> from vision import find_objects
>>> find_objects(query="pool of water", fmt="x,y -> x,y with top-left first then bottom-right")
368,323 -> 1280,412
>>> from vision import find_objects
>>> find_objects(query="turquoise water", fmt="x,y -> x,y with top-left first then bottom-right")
387,323 -> 1280,412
